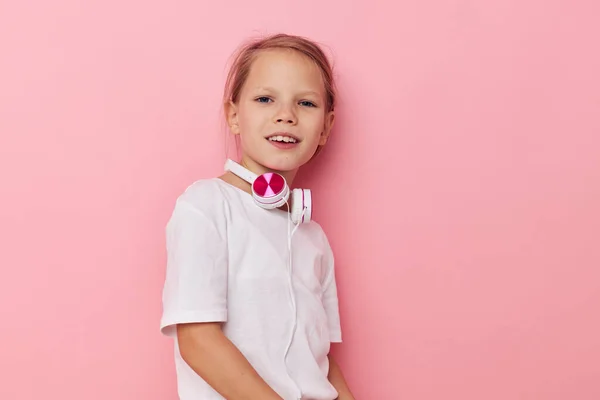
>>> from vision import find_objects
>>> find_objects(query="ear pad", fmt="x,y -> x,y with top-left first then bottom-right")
291,188 -> 312,224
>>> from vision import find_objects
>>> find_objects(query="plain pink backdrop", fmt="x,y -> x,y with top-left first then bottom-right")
1,1 -> 599,399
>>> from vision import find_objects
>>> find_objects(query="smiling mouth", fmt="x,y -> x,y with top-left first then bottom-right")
267,135 -> 298,143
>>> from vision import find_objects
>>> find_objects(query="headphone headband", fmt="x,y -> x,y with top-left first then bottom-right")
224,159 -> 257,184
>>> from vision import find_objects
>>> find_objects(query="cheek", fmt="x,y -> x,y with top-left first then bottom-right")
307,115 -> 326,133
238,108 -> 266,129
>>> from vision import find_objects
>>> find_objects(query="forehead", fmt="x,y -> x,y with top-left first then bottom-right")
244,49 -> 325,94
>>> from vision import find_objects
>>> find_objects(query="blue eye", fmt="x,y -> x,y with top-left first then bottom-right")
256,97 -> 272,103
299,101 -> 316,107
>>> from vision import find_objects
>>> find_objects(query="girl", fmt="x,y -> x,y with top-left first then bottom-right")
160,33 -> 355,400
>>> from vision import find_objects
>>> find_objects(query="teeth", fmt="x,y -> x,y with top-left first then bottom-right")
269,135 -> 297,143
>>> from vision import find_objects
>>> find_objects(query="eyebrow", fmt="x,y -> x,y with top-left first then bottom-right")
255,87 -> 322,98
298,90 -> 322,97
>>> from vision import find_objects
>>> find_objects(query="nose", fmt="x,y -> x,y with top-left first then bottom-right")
274,104 -> 297,125
276,117 -> 295,123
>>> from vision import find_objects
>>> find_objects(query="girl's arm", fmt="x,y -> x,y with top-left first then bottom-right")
328,354 -> 356,400
177,322 -> 283,400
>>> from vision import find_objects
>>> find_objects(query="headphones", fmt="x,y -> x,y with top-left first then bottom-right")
224,159 -> 312,224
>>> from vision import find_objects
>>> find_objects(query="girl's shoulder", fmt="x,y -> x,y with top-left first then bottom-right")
170,177 -> 232,219
178,177 -> 223,201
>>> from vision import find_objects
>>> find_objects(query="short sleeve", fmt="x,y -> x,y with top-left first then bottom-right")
321,233 -> 342,343
160,196 -> 228,337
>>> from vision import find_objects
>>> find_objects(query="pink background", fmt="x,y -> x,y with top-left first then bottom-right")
1,1 -> 599,399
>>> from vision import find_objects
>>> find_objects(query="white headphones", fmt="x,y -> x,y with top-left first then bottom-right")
224,159 -> 312,224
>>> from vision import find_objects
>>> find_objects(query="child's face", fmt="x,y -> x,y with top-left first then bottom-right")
227,49 -> 334,174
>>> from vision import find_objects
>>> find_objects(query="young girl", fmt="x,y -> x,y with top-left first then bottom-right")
160,33 -> 355,400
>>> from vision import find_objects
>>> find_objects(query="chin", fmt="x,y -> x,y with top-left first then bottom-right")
262,160 -> 300,173
271,153 -> 316,172
245,145 -> 315,173
250,154 -> 292,172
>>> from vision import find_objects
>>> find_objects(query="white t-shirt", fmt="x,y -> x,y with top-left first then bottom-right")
160,178 -> 343,400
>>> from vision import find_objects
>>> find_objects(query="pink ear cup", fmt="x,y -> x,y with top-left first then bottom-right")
252,172 -> 289,209
253,172 -> 285,197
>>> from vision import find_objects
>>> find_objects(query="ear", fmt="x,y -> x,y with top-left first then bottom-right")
319,110 -> 335,146
225,100 -> 240,135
